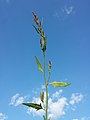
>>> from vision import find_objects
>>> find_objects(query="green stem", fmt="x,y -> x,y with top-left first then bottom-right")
44,52 -> 46,85
48,72 -> 51,84
46,83 -> 48,120
43,52 -> 48,120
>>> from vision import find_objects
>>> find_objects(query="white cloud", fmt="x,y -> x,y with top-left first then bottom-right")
63,6 -> 74,15
52,89 -> 63,99
70,93 -> 84,105
53,5 -> 75,21
48,97 -> 68,119
27,90 -> 68,120
26,91 -> 84,119
0,113 -> 8,120
9,93 -> 26,106
69,93 -> 84,111
27,107 -> 44,117
9,93 -> 19,105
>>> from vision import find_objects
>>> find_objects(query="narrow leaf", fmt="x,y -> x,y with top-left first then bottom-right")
40,92 -> 44,103
22,103 -> 43,111
32,24 -> 40,34
35,56 -> 43,72
32,12 -> 39,25
50,81 -> 71,87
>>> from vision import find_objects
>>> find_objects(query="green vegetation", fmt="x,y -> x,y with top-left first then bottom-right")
23,12 -> 71,120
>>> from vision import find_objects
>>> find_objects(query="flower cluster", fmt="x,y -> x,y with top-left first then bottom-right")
32,12 -> 46,52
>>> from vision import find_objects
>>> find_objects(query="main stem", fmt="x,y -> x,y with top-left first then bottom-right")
43,52 -> 48,120
46,83 -> 48,120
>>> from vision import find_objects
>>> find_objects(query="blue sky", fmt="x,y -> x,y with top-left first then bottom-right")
0,0 -> 90,120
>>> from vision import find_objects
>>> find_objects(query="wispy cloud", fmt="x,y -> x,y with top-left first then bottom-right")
53,12 -> 59,18
69,93 -> 84,111
9,93 -> 27,106
0,113 -> 8,120
70,93 -> 84,105
63,6 -> 74,15
53,5 -> 75,20
73,116 -> 90,120
51,89 -> 63,99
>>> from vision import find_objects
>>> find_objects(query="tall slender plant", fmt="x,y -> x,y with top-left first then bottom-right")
23,12 -> 71,120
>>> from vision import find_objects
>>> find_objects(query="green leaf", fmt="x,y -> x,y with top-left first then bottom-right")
50,81 -> 71,87
35,56 -> 43,72
22,103 -> 43,111
40,92 -> 44,103
32,24 -> 40,34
